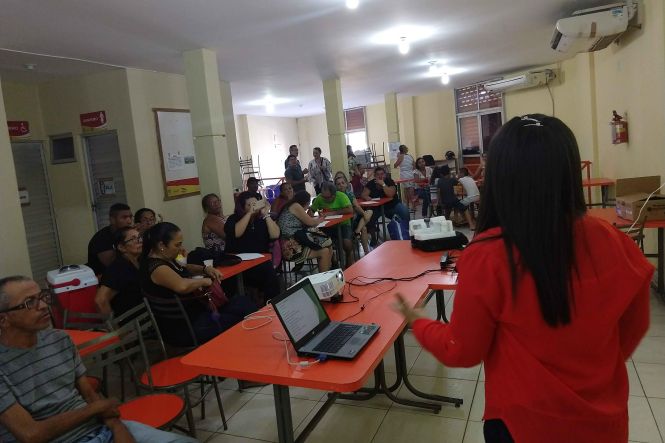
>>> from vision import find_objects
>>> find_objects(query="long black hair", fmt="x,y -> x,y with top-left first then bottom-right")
141,222 -> 181,262
279,190 -> 311,218
475,114 -> 587,327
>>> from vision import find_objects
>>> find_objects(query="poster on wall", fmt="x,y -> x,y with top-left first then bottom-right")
7,121 -> 30,138
388,141 -> 401,161
153,109 -> 200,200
80,111 -> 108,132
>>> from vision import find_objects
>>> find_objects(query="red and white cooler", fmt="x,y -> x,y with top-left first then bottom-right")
47,264 -> 98,328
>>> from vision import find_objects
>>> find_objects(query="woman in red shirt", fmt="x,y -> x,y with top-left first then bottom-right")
395,115 -> 653,443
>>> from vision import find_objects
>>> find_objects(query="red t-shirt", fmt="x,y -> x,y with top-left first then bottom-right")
412,215 -> 653,443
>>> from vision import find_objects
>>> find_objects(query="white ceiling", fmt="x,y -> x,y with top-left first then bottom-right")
0,0 -> 610,117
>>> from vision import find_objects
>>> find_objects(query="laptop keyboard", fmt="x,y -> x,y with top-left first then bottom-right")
313,324 -> 361,353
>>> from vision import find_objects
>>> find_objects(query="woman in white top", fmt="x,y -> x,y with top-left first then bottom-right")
308,147 -> 333,195
394,144 -> 416,211
413,157 -> 433,217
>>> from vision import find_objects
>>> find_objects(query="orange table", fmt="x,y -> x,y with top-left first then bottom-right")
313,213 -> 355,268
589,208 -> 665,297
359,197 -> 393,240
182,241 -> 459,442
582,178 -> 615,208
217,253 -> 271,296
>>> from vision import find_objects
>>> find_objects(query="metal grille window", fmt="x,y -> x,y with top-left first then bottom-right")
344,107 -> 366,132
455,84 -> 504,166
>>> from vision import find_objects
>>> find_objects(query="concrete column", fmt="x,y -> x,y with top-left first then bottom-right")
0,80 -> 32,277
385,92 -> 400,175
322,78 -> 347,176
183,48 -> 237,212
219,80 -> 242,189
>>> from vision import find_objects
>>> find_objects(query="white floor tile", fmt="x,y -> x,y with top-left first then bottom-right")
402,330 -> 420,347
462,420 -> 485,443
627,360 -> 646,397
628,395 -> 662,443
223,393 -> 318,442
647,313 -> 665,337
633,337 -> 665,365
383,345 -> 421,374
336,374 -> 394,410
372,409 -> 466,443
479,364 -> 485,382
392,375 -> 476,420
257,385 -> 326,402
648,397 -> 665,442
295,403 -> 386,443
469,381 -> 485,422
636,363 -> 665,399
409,351 -> 481,381
206,433 -> 272,443
179,389 -> 257,433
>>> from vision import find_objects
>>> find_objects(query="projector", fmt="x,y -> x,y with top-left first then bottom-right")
409,216 -> 456,240
294,269 -> 345,302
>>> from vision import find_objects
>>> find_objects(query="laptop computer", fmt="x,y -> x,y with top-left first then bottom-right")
271,279 -> 380,359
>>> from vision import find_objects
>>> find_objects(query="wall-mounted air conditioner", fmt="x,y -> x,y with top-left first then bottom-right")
483,70 -> 557,93
550,2 -> 639,53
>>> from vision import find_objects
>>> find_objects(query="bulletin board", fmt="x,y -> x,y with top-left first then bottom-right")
153,109 -> 201,200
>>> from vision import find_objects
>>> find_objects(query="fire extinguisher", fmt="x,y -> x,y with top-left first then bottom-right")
610,110 -> 629,144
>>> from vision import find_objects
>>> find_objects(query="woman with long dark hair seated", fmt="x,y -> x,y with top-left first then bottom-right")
394,115 -> 652,443
140,222 -> 256,347
224,191 -> 281,304
95,226 -> 143,318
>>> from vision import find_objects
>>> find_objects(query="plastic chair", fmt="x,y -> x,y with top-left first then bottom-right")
110,301 -> 228,437
79,321 -> 187,432
619,217 -> 647,252
62,309 -> 111,331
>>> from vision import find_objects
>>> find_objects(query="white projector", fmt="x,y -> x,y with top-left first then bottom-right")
294,269 -> 345,302
409,216 -> 456,241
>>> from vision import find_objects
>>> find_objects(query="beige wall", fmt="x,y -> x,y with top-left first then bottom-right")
245,115 -> 300,179
412,89 -> 458,159
0,80 -> 32,277
296,113 -> 329,167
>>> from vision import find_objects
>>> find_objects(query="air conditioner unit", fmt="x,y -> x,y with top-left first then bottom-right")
551,2 -> 639,53
483,70 -> 557,92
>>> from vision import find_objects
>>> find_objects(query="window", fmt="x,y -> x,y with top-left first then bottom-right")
344,107 -> 368,153
50,134 -> 76,164
455,84 -> 503,164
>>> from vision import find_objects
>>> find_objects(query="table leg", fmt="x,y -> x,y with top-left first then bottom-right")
381,205 -> 387,241
394,332 -> 463,407
424,290 -> 448,323
658,228 -> 664,298
274,385 -> 294,443
295,393 -> 338,443
336,224 -> 345,269
237,273 -> 245,297
601,185 -> 609,208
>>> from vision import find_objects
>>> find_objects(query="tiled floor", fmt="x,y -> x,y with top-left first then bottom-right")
174,287 -> 665,443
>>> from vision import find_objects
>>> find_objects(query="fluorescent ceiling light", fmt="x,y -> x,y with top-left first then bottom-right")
346,0 -> 359,10
248,95 -> 291,113
398,37 -> 410,55
371,25 -> 436,46
441,73 -> 450,85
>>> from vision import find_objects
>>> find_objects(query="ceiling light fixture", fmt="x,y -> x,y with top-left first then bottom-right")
398,37 -> 410,55
264,96 -> 275,113
346,0 -> 359,10
441,73 -> 450,85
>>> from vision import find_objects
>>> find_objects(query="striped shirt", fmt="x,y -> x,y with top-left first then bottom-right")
0,329 -> 101,442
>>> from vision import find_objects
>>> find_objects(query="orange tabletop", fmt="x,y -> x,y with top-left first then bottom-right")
588,207 -> 665,229
359,197 -> 393,207
217,254 -> 272,280
312,213 -> 354,228
182,240 -> 457,392
582,178 -> 615,187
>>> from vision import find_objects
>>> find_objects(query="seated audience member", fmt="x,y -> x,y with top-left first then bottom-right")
202,193 -> 227,256
245,177 -> 263,201
271,182 -> 294,216
140,222 -> 256,347
458,167 -> 480,222
346,145 -> 363,194
0,276 -> 196,443
437,165 -> 475,229
224,192 -> 281,304
277,191 -> 332,271
284,154 -> 308,194
133,207 -> 157,235
310,182 -> 354,265
394,145 -> 416,212
334,172 -> 373,255
413,157 -> 433,217
395,114 -> 653,443
87,203 -> 133,275
95,227 -> 143,318
472,151 -> 487,180
364,166 -> 410,221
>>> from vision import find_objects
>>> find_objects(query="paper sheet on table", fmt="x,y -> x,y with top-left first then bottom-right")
316,221 -> 329,228
235,253 -> 264,261
324,215 -> 343,220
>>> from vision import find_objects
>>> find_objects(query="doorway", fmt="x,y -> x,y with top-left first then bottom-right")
11,141 -> 62,284
83,131 -> 128,230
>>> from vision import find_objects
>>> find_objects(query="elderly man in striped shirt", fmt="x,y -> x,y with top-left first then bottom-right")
0,275 -> 197,443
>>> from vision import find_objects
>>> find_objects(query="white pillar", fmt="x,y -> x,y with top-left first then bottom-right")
323,78 -> 348,176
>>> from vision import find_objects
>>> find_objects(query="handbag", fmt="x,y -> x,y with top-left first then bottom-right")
293,227 -> 333,250
192,280 -> 229,321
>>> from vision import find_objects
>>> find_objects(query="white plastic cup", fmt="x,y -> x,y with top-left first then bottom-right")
203,259 -> 214,268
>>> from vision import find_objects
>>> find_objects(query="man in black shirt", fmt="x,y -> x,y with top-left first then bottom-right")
284,155 -> 308,194
283,144 -> 308,174
436,165 -> 475,229
365,166 -> 410,221
245,177 -> 263,201
86,203 -> 133,275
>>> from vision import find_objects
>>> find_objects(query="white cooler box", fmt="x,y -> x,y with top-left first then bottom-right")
47,265 -> 98,328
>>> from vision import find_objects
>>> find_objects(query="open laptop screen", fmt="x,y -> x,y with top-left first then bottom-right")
273,280 -> 328,344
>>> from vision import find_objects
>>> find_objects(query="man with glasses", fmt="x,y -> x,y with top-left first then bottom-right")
0,276 -> 196,443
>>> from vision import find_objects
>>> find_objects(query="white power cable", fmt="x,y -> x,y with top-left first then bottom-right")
241,305 -> 275,330
271,332 -> 321,368
627,182 -> 665,231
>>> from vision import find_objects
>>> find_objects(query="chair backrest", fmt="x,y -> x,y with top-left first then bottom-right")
108,301 -> 169,360
63,309 -> 111,331
142,291 -> 200,348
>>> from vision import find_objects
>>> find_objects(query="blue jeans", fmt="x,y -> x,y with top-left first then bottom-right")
77,420 -> 199,442
384,202 -> 410,221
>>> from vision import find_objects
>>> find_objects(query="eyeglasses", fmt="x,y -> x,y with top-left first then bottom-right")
0,290 -> 52,314
123,236 -> 143,244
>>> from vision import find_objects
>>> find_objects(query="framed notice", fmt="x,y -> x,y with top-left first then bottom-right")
153,109 -> 200,200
